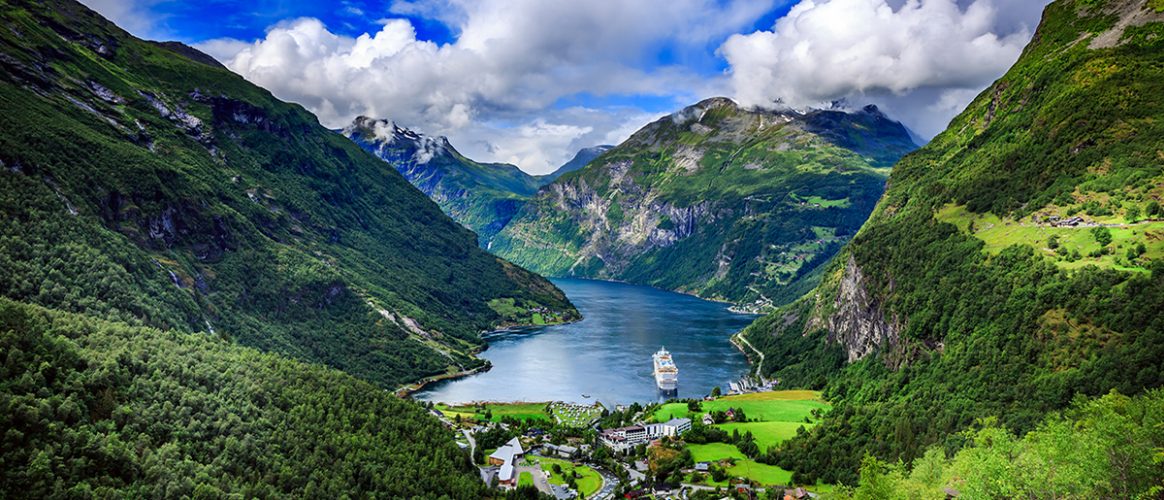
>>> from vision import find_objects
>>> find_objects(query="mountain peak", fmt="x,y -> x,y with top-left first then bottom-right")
344,116 -> 452,164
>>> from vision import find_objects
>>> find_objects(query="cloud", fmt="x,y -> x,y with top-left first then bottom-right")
78,0 -> 167,39
720,0 -> 1050,138
198,0 -> 777,172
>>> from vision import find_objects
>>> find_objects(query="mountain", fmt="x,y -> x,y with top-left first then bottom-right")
537,145 -> 614,183
491,98 -> 917,308
0,0 -> 576,391
741,0 -> 1164,485
344,116 -> 545,243
0,298 -> 484,497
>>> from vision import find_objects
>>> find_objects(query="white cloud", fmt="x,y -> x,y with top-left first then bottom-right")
720,0 -> 1050,138
198,0 -> 776,172
78,0 -> 167,39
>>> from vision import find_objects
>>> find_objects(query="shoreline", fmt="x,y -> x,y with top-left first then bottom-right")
400,315 -> 585,398
396,362 -> 492,398
730,331 -> 765,379
546,276 -> 763,316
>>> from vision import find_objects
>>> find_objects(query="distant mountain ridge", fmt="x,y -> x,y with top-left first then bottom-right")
344,116 -> 543,243
539,144 -> 614,183
491,97 -> 917,308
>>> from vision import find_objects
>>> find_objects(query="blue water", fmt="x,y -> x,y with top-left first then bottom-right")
415,278 -> 757,406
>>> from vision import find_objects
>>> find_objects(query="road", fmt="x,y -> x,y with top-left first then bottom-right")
461,429 -> 476,459
590,464 -> 620,499
516,464 -> 554,496
734,332 -> 765,378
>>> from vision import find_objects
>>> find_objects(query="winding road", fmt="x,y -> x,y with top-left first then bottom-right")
734,332 -> 765,378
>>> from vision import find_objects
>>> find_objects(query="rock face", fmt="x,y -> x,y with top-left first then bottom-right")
492,97 -> 917,308
344,116 -> 542,243
826,256 -> 901,362
736,0 -> 1164,484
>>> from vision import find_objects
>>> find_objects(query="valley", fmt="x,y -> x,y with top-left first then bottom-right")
3,0 -> 1164,498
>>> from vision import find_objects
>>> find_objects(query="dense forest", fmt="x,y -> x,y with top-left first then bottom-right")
0,298 -> 484,497
742,0 -> 1164,485
840,390 -> 1164,499
0,0 -> 575,389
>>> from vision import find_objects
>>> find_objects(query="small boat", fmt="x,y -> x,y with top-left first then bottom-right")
581,393 -> 591,398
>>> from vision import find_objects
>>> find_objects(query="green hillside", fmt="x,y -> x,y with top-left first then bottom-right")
741,0 -> 1164,485
0,0 -> 575,389
492,98 -> 917,309
345,117 -> 545,243
0,298 -> 484,497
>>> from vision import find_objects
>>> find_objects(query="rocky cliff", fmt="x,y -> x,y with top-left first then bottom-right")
740,0 -> 1164,484
492,97 -> 917,308
344,116 -> 543,243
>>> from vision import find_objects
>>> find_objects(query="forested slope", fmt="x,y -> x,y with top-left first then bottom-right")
741,0 -> 1164,484
0,298 -> 484,497
0,0 -> 575,389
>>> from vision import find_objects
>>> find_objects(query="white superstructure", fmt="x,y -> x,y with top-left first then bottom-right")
653,347 -> 678,391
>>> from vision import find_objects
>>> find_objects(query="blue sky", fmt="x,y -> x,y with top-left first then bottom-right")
81,0 -> 1048,174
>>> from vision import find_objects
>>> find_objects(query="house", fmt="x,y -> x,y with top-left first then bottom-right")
736,483 -> 755,496
725,408 -> 736,420
545,443 -> 578,459
702,414 -> 715,425
487,437 -> 525,489
783,487 -> 810,500
498,463 -> 516,488
694,462 -> 710,472
661,417 -> 691,436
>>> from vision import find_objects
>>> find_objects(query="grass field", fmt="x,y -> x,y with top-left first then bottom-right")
727,459 -> 793,485
436,402 -> 550,423
689,442 -> 746,462
660,391 -> 829,488
716,421 -> 814,451
936,204 -> 1164,272
654,390 -> 829,423
532,456 -> 602,497
518,471 -> 534,488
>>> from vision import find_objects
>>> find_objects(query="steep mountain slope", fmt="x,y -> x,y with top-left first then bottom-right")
538,145 -> 614,184
741,0 -> 1164,484
492,98 -> 917,308
344,116 -> 545,243
0,0 -> 576,389
0,298 -> 484,497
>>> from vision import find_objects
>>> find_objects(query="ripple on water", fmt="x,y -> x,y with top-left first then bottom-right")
415,278 -> 757,406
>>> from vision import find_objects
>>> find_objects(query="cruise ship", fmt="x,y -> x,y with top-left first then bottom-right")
653,347 -> 678,391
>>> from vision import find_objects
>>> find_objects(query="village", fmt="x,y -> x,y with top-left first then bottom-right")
423,390 -> 832,500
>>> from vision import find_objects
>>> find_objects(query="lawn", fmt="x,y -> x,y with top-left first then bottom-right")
533,456 -> 602,497
686,457 -> 793,487
689,442 -> 745,462
653,390 -> 829,423
716,421 -> 814,451
518,471 -> 534,488
727,459 -> 793,485
936,203 -> 1164,272
660,391 -> 829,489
436,402 -> 550,423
